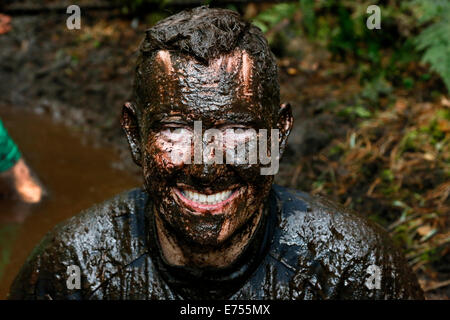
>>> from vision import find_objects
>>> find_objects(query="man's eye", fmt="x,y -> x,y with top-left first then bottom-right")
160,125 -> 192,137
220,124 -> 249,131
163,124 -> 188,131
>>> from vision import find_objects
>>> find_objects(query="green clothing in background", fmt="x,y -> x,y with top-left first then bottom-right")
0,119 -> 21,172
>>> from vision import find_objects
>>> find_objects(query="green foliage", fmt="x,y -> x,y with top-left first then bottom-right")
381,169 -> 394,182
400,129 -> 421,153
412,0 -> 450,92
360,76 -> 392,103
300,0 -> 316,36
252,2 -> 299,34
338,105 -> 372,120
252,0 -> 449,94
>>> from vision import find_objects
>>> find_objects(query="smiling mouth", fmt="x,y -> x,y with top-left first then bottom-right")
173,187 -> 241,214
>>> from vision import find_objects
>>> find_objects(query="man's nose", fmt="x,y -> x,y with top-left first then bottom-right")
189,164 -> 223,188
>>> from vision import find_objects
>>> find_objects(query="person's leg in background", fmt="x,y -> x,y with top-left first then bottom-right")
0,119 -> 44,204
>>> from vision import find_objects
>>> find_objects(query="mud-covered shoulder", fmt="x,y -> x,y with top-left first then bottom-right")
8,188 -> 149,300
270,184 -> 424,299
271,185 -> 383,257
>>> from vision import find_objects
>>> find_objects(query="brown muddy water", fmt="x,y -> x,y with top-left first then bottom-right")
0,106 -> 142,299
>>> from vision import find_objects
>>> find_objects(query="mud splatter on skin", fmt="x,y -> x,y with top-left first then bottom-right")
122,48 -> 292,266
119,4 -> 293,267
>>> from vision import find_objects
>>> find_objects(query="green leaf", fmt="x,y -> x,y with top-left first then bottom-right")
413,1 -> 450,92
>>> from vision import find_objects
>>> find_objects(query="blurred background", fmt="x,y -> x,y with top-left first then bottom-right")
0,0 -> 448,299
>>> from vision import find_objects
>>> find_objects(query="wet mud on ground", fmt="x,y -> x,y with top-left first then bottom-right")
0,106 -> 142,298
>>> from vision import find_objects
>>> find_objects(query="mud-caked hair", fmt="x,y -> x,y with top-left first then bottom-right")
134,6 -> 280,119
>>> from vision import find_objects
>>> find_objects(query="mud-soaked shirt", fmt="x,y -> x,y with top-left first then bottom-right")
8,185 -> 424,300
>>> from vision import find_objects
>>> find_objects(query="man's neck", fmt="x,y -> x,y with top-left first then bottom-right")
154,206 -> 264,269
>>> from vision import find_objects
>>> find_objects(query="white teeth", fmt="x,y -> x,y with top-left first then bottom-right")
182,189 -> 234,204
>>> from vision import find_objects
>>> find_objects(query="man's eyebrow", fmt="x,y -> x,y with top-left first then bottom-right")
216,120 -> 258,127
216,113 -> 265,126
160,117 -> 187,124
143,114 -> 176,129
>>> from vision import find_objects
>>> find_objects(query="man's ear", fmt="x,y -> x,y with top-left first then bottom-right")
121,102 -> 142,166
277,103 -> 294,158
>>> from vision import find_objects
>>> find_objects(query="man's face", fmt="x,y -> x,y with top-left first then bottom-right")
123,49 -> 291,247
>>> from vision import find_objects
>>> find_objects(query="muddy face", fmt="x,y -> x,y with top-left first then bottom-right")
122,49 -> 292,248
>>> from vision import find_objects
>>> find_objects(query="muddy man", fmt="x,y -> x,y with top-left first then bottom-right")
9,7 -> 423,300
